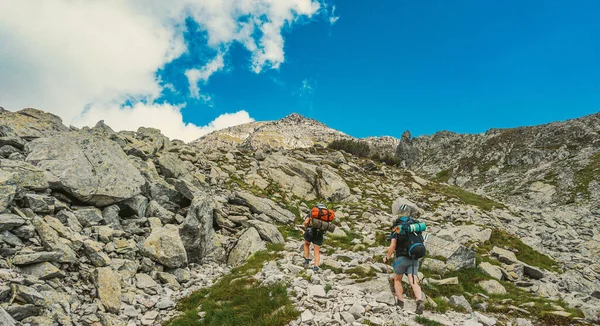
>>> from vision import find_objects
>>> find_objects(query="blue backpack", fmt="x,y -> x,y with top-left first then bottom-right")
394,217 -> 427,259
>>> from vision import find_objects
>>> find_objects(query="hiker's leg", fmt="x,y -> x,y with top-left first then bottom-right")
303,240 -> 310,259
313,245 -> 321,267
407,274 -> 423,301
394,274 -> 404,301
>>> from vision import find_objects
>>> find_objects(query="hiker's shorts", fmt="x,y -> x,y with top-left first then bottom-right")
393,256 -> 419,276
304,228 -> 324,246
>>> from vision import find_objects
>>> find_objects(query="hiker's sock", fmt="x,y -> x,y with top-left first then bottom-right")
416,300 -> 424,315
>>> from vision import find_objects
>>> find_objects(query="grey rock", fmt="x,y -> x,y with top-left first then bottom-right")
0,306 -> 17,325
0,159 -> 58,190
11,224 -> 35,239
26,132 -> 145,206
522,264 -> 545,280
0,136 -> 25,150
146,200 -> 175,224
427,234 -> 476,271
12,251 -> 61,265
479,279 -> 507,295
22,194 -> 54,214
73,207 -> 104,227
5,304 -> 42,321
348,301 -> 365,318
13,285 -> 44,305
158,153 -> 190,179
142,224 -> 188,268
231,192 -> 295,224
227,227 -> 266,267
0,145 -> 20,158
307,285 -> 326,298
156,299 -> 176,310
491,246 -> 519,265
168,268 -> 191,283
0,108 -> 69,139
102,205 -> 122,230
1,230 -> 22,246
93,267 -> 122,314
244,220 -> 285,244
19,262 -> 64,280
0,184 -> 16,212
0,213 -> 25,231
136,273 -> 158,289
591,290 -> 600,299
340,311 -> 355,323
31,217 -> 77,263
83,239 -> 112,267
449,295 -> 472,312
121,194 -> 148,218
478,262 -> 503,280
179,194 -> 220,264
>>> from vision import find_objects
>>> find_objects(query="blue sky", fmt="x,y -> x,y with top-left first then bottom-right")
159,1 -> 600,138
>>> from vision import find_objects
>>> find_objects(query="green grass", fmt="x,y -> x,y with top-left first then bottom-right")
573,152 -> 600,198
165,244 -> 298,326
278,225 -> 302,241
425,183 -> 505,211
415,316 -> 444,326
320,263 -> 342,274
375,231 -> 389,247
324,284 -> 333,293
345,266 -> 377,279
477,229 -> 561,273
327,230 -> 362,250
434,169 -> 452,183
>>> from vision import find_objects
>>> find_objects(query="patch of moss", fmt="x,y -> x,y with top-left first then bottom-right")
434,169 -> 452,183
415,316 -> 445,326
425,183 -> 505,211
166,244 -> 298,326
573,152 -> 600,198
327,230 -> 362,250
345,266 -> 377,279
477,229 -> 561,273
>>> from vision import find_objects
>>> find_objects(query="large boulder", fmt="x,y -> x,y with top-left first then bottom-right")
93,267 -> 122,314
179,194 -> 219,264
244,220 -> 284,244
316,166 -> 352,202
26,132 -> 145,206
231,192 -> 295,224
262,154 -> 351,202
437,225 -> 492,244
426,235 -> 476,271
142,224 -> 188,268
227,227 -> 266,267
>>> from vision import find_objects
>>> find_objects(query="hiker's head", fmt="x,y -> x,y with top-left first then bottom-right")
398,204 -> 411,217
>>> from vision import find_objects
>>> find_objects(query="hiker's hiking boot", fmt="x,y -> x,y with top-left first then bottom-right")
313,266 -> 319,272
303,258 -> 310,267
396,300 -> 404,309
416,300 -> 425,315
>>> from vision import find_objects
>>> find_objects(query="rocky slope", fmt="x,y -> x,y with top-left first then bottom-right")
394,113 -> 600,211
0,107 -> 598,326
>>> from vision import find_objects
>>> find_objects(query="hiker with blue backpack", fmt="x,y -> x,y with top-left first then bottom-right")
383,204 -> 426,315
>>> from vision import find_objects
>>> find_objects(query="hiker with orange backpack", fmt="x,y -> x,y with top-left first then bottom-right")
303,203 -> 335,272
383,204 -> 427,315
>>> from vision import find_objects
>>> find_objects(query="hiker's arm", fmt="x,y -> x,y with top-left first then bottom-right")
384,238 -> 396,263
303,217 -> 310,228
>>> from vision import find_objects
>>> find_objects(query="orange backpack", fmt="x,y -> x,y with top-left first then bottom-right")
310,206 -> 335,222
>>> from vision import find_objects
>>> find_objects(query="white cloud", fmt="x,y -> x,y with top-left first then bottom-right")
75,102 -> 254,142
185,53 -> 225,99
0,0 -> 326,142
329,6 -> 340,25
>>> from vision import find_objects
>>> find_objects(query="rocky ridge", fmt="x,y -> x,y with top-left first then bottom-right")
394,113 -> 600,211
0,107 -> 598,325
